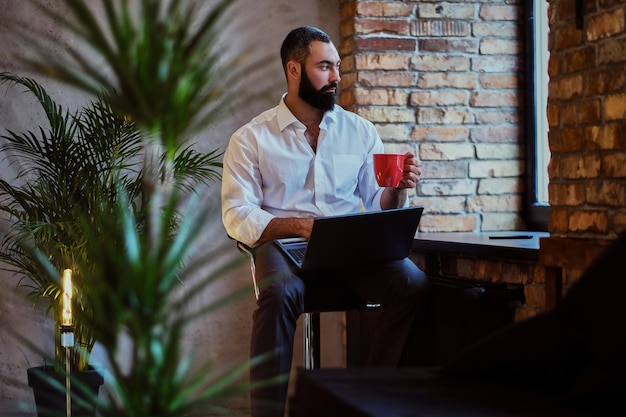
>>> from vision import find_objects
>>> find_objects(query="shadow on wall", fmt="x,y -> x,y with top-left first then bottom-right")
0,0 -> 341,409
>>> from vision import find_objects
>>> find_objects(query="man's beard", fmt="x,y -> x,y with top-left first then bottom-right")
299,68 -> 337,112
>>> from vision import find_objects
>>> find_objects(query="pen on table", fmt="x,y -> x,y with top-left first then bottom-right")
488,235 -> 533,240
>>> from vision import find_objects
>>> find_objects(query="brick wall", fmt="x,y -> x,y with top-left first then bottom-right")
547,0 -> 626,240
538,0 -> 626,295
410,250 -> 548,319
339,0 -> 626,300
338,0 -> 526,233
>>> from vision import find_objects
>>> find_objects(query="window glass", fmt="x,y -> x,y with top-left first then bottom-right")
534,0 -> 550,205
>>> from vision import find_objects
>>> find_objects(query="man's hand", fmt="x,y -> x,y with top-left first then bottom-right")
257,217 -> 315,245
396,151 -> 421,189
380,151 -> 421,210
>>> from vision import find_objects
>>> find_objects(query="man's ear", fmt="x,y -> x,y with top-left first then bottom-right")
286,60 -> 300,80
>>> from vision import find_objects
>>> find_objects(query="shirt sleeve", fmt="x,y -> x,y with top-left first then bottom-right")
221,129 -> 275,247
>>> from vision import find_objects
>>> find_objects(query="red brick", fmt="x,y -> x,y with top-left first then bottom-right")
356,37 -> 416,51
587,123 -> 626,150
568,210 -> 609,233
479,5 -> 521,21
418,39 -> 478,53
550,127 -> 585,152
586,68 -> 626,95
550,183 -> 587,206
524,283 -> 547,310
549,208 -> 569,232
479,74 -> 520,89
470,91 -> 519,107
560,154 -> 601,179
603,152 -> 626,177
558,46 -> 595,74
354,18 -> 410,35
587,8 -> 626,41
587,180 -> 626,206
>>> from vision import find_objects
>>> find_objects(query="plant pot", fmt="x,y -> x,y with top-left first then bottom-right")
27,365 -> 104,417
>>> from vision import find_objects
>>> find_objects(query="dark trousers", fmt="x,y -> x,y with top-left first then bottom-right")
249,241 -> 429,417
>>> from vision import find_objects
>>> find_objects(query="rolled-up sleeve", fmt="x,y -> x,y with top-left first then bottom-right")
221,130 -> 275,247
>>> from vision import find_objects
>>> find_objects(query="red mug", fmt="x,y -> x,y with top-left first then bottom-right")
373,153 -> 405,187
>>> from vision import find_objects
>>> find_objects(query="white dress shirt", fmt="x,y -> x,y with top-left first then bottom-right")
222,96 -> 402,247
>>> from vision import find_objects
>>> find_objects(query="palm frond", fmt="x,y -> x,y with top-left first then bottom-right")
0,72 -> 225,372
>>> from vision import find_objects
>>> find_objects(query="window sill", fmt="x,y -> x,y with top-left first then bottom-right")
412,231 -> 549,263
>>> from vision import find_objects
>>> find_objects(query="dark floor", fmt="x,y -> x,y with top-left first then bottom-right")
0,402 -> 251,417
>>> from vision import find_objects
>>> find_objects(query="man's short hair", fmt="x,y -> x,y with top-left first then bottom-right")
280,26 -> 331,70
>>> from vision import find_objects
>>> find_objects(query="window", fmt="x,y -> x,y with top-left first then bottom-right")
524,0 -> 551,230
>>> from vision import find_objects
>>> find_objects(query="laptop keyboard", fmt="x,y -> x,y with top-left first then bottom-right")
288,247 -> 307,263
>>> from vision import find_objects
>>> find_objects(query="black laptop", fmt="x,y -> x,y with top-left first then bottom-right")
274,206 -> 424,272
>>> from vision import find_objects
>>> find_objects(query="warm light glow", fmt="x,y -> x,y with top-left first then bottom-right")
61,269 -> 72,326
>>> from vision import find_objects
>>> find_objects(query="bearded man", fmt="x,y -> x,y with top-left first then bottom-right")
221,26 -> 428,417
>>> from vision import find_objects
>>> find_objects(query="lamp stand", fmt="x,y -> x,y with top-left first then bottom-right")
60,325 -> 74,417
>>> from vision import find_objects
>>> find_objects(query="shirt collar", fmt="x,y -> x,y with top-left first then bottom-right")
277,94 -> 299,132
277,93 -> 338,132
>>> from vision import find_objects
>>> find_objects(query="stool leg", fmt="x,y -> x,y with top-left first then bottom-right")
303,312 -> 321,369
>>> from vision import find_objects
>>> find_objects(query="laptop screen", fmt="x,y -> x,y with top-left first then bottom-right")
275,206 -> 423,271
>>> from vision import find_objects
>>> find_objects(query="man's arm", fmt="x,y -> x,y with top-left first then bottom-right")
257,217 -> 315,245
380,187 -> 409,210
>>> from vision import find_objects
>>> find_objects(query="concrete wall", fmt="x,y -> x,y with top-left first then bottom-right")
0,0 -> 341,411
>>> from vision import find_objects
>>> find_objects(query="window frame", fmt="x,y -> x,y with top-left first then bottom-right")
523,0 -> 551,231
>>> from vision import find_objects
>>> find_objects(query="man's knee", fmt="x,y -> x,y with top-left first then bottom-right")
401,260 -> 429,298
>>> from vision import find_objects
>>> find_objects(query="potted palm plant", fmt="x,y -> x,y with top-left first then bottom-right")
0,72 -> 224,416
1,0 -> 274,415
0,72 -> 142,373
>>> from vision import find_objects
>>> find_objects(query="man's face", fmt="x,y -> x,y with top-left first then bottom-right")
297,40 -> 341,112
298,67 -> 337,112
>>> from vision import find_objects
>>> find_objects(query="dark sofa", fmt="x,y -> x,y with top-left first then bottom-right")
289,231 -> 626,417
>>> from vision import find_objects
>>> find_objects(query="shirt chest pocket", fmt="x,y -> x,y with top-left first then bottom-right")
332,154 -> 362,194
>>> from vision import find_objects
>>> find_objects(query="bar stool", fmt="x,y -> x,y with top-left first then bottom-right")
236,241 -> 379,369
